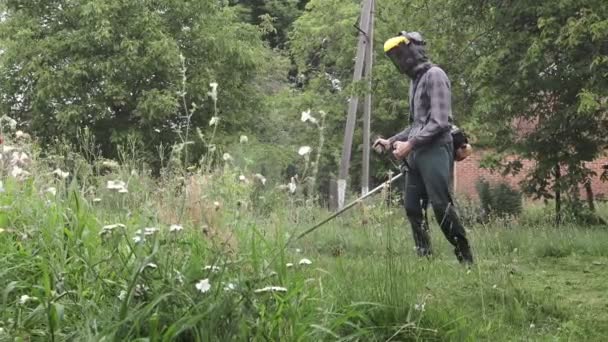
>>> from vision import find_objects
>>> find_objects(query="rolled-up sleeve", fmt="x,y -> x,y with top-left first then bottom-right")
409,68 -> 452,148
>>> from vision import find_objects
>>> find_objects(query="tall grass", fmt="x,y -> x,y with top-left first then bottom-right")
1,155 -> 607,341
1,97 -> 607,340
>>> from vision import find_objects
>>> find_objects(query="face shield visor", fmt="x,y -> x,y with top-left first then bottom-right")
384,33 -> 428,77
384,36 -> 411,74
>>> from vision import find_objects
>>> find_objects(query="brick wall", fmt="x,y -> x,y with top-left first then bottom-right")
454,150 -> 608,200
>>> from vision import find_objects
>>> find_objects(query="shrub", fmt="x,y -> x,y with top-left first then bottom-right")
475,179 -> 523,221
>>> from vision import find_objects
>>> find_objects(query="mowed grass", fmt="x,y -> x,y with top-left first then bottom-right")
0,173 -> 607,341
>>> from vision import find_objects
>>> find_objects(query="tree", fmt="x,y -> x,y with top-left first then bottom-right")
232,0 -> 309,48
0,0 -> 276,165
449,0 -> 608,224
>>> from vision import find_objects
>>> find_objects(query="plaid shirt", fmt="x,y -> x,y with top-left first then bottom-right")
389,66 -> 453,149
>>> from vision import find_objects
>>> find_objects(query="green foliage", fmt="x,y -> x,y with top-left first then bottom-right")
232,0 -> 308,48
449,0 -> 608,210
0,0 -> 278,164
476,179 -> 523,220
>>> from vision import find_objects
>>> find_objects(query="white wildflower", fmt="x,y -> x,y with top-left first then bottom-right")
295,248 -> 302,253
101,160 -> 120,169
492,284 -> 497,289
222,153 -> 232,161
300,110 -> 317,124
414,303 -> 426,312
254,173 -> 267,185
298,146 -> 312,156
19,295 -> 34,305
134,284 -> 149,298
106,180 -> 126,190
10,151 -> 29,166
195,278 -> 211,293
319,110 -> 327,118
15,130 -> 25,139
170,224 -> 183,233
0,181 -> 4,193
286,263 -> 294,268
130,169 -> 138,176
331,78 -> 342,91
213,201 -> 221,210
175,270 -> 185,285
10,166 -> 28,178
208,82 -> 218,102
530,323 -> 535,329
1,145 -> 16,154
118,188 -> 129,194
298,258 -> 312,266
288,177 -> 297,194
240,135 -> 248,144
254,286 -> 287,294
3,116 -> 18,130
132,235 -> 144,244
93,198 -> 102,203
51,168 -> 69,179
104,224 -> 127,231
144,263 -> 158,270
117,290 -> 127,301
305,278 -> 316,284
136,227 -> 159,236
46,187 -> 57,196
204,265 -> 221,273
100,223 -> 126,236
224,283 -> 236,291
239,175 -> 247,182
19,152 -> 29,162
209,116 -> 219,126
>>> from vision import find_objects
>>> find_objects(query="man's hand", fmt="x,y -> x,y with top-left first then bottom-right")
373,138 -> 391,154
392,141 -> 413,160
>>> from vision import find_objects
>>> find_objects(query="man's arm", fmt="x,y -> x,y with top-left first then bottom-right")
388,127 -> 411,144
409,68 -> 452,148
387,78 -> 417,145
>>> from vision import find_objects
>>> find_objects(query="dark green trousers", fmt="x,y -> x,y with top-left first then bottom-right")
403,142 -> 473,264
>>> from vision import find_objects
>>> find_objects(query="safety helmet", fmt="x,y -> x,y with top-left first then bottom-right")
383,31 -> 427,77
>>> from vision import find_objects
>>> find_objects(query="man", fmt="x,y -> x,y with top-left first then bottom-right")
374,31 -> 474,265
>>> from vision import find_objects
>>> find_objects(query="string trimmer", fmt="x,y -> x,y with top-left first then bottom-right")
295,139 -> 408,241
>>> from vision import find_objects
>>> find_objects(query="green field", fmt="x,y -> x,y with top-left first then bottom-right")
1,169 -> 607,342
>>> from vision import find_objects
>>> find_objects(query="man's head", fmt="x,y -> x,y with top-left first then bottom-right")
384,31 -> 429,79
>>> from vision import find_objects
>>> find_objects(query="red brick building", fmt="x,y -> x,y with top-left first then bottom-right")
454,150 -> 608,200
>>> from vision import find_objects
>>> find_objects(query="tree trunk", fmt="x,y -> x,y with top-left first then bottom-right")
584,180 -> 595,212
555,164 -> 561,227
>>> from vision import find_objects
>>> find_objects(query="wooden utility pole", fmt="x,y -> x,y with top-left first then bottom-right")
334,0 -> 374,209
361,0 -> 374,195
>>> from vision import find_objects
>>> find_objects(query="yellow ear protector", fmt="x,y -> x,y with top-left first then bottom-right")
383,36 -> 409,53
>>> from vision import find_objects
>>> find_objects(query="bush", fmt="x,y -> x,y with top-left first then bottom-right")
475,179 -> 523,221
454,194 -> 484,227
